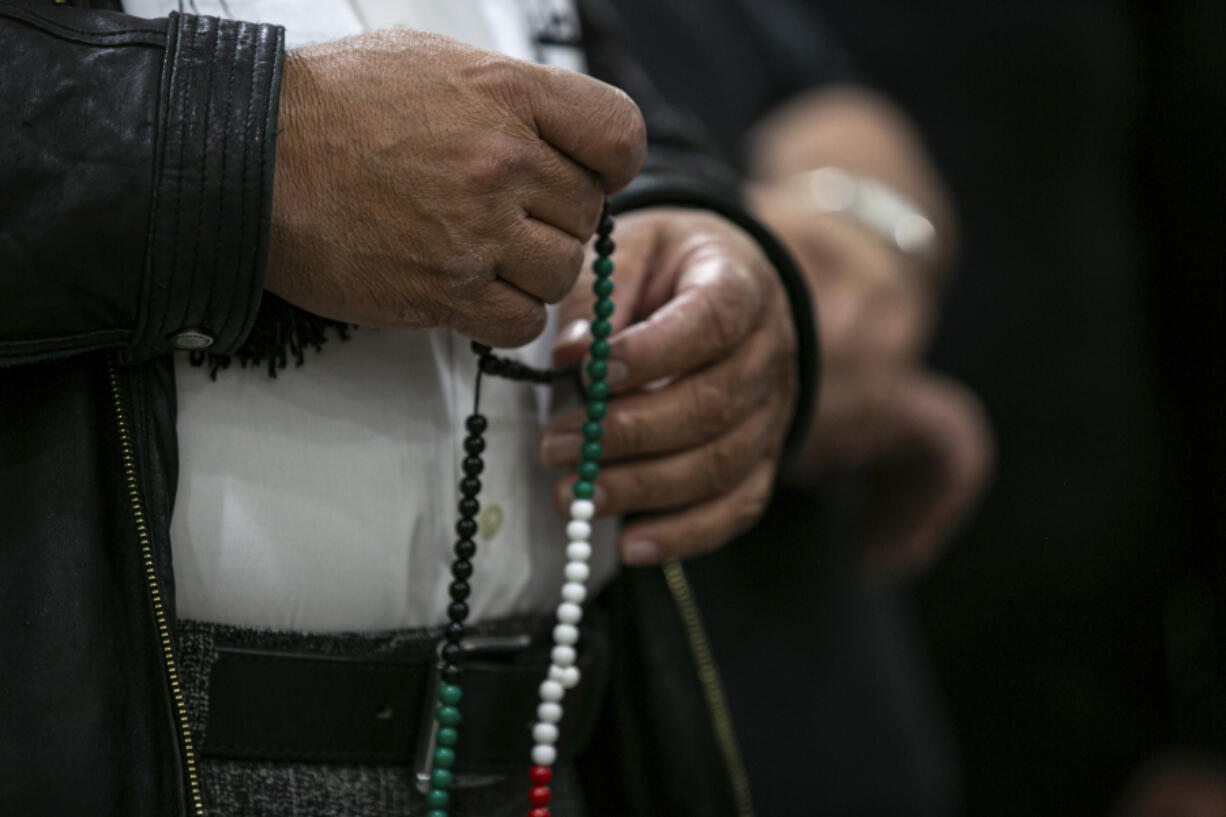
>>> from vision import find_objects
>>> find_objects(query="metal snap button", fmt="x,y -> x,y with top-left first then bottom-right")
170,329 -> 215,351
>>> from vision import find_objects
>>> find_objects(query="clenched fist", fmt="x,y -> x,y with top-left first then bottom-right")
266,29 -> 646,347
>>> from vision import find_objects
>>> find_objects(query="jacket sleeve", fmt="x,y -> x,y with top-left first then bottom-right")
579,0 -> 819,463
0,0 -> 283,366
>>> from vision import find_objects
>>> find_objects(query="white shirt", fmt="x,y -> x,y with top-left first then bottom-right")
121,0 -> 618,632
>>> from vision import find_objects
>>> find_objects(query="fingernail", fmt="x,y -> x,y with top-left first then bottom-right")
540,432 -> 581,467
605,360 -> 628,389
561,319 -> 588,346
621,540 -> 659,566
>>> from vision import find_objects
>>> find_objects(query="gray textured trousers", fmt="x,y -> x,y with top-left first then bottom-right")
176,619 -> 588,817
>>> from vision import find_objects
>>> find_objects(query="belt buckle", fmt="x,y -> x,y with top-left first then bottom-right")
415,632 -> 532,792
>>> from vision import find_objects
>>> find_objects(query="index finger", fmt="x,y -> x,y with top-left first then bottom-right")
529,66 -> 646,194
603,254 -> 763,393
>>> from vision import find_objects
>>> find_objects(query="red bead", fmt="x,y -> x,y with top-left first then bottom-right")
529,785 -> 551,807
529,809 -> 550,817
529,765 -> 553,785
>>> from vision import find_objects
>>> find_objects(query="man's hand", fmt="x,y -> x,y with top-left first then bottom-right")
753,183 -> 992,579
544,209 -> 798,565
266,30 -> 646,348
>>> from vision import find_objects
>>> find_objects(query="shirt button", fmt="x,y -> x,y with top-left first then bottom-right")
170,329 -> 214,350
478,504 -> 503,539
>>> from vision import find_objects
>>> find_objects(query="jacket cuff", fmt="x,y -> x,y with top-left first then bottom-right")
609,162 -> 820,464
125,12 -> 284,364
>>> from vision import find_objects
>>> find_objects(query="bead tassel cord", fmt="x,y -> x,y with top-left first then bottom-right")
427,207 -> 615,817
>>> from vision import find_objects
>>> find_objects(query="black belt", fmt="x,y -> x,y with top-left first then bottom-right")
200,618 -> 609,784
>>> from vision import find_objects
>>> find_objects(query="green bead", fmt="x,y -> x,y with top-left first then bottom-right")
433,746 -> 456,768
572,480 -> 594,499
592,256 -> 613,276
426,788 -> 449,808
594,299 -> 615,318
437,684 -> 462,705
586,359 -> 607,380
582,421 -> 603,442
581,441 -> 603,462
426,811 -> 447,817
592,277 -> 614,297
591,319 -> 612,339
589,339 -> 611,359
436,727 -> 458,747
587,381 -> 609,401
578,461 -> 599,481
430,768 -> 454,789
586,400 -> 607,420
435,705 -> 460,727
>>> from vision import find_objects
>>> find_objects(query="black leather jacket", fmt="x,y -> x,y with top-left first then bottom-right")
0,2 -> 815,815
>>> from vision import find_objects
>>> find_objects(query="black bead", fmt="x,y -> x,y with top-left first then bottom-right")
454,539 -> 476,560
458,497 -> 479,518
445,621 -> 465,643
595,236 -> 615,256
452,559 -> 473,580
441,663 -> 462,683
598,213 -> 614,235
449,580 -> 470,600
459,477 -> 481,497
441,642 -> 462,662
448,601 -> 469,622
466,415 -> 487,435
464,436 -> 485,456
462,456 -> 484,476
456,518 -> 477,538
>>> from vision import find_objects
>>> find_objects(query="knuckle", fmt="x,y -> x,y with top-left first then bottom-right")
502,302 -> 548,346
605,407 -> 648,457
701,440 -> 741,494
470,146 -> 523,188
607,90 -> 647,166
535,241 -> 584,305
733,484 -> 770,535
700,285 -> 752,352
688,377 -> 736,439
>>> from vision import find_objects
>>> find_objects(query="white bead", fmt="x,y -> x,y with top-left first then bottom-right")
557,602 -> 583,625
564,561 -> 590,582
551,645 -> 576,667
533,722 -> 559,744
549,664 -> 567,683
538,702 -> 563,723
565,542 -> 591,563
539,679 -> 564,702
566,520 -> 591,541
561,665 -> 581,689
569,499 -> 595,521
553,623 -> 579,645
532,744 -> 557,766
561,581 -> 587,603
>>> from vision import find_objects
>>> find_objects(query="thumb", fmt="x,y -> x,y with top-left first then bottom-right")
552,213 -> 658,369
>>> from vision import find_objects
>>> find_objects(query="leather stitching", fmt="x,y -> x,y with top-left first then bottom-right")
164,15 -> 192,347
234,24 -> 260,347
211,22 -> 239,334
181,16 -> 220,335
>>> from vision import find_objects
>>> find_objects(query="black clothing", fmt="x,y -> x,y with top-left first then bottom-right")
0,2 -> 816,815
613,1 -> 957,815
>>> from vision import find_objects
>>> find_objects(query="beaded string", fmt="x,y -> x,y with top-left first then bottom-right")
424,206 -> 615,817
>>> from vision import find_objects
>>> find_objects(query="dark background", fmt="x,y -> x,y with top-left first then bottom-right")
806,1 -> 1225,814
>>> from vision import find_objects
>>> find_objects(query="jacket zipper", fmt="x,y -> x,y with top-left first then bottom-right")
107,355 -> 205,817
661,560 -> 756,817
